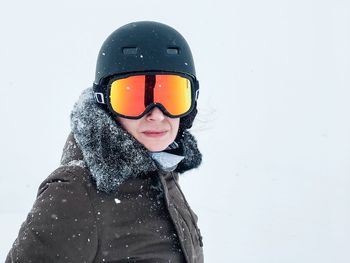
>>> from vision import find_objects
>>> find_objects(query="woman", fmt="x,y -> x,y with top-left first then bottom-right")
6,21 -> 203,263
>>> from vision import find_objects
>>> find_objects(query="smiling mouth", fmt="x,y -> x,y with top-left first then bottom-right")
142,131 -> 168,137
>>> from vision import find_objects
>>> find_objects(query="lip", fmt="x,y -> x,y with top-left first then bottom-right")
142,130 -> 168,137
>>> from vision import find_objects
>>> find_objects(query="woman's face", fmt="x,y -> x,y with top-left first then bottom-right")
117,107 -> 180,152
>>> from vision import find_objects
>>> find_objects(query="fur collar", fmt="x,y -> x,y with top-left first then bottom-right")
67,87 -> 202,193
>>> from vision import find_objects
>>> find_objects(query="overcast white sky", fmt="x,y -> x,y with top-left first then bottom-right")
1,0 -> 350,262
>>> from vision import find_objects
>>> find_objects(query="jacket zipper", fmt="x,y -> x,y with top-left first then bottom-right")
158,173 -> 190,263
171,173 -> 203,247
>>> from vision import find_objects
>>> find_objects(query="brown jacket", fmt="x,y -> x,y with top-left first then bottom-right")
6,88 -> 203,263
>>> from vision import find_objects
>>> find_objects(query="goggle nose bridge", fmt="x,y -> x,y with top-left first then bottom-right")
143,103 -> 170,117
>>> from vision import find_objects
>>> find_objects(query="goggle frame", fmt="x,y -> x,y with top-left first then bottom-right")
94,71 -> 199,120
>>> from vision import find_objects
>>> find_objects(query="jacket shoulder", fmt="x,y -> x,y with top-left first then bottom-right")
6,164 -> 98,263
37,164 -> 93,197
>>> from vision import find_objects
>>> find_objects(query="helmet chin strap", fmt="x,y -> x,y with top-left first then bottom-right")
166,140 -> 180,150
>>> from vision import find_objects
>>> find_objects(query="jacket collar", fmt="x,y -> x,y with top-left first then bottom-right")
62,87 -> 202,193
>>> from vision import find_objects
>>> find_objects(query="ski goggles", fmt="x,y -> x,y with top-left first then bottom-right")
94,73 -> 199,119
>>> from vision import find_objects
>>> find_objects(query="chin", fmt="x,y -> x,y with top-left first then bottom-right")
144,143 -> 168,152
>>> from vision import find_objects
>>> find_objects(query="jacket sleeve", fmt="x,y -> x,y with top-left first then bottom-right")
5,166 -> 98,263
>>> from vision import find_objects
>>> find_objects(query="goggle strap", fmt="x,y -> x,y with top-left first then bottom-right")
94,92 -> 106,104
195,89 -> 199,101
193,79 -> 200,101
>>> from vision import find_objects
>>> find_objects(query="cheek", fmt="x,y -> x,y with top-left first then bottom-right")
117,118 -> 139,135
171,119 -> 180,134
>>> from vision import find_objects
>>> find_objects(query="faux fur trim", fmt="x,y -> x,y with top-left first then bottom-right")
70,87 -> 202,193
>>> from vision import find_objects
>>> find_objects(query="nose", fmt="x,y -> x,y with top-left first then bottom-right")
146,106 -> 165,121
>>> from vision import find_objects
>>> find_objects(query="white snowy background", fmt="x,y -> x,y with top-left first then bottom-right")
1,0 -> 350,262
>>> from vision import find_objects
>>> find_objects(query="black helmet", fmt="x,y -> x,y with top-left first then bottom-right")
93,21 -> 199,130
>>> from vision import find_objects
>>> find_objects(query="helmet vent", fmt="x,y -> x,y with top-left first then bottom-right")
123,47 -> 139,55
167,48 -> 179,55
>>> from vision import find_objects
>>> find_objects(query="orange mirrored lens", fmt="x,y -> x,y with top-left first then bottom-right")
109,74 -> 192,117
110,75 -> 146,116
154,75 -> 191,115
